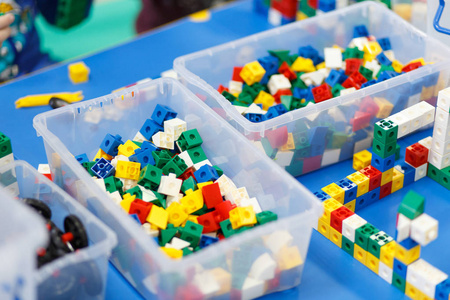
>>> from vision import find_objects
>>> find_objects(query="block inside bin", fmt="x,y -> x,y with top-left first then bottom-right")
174,2 -> 450,176
33,78 -> 322,299
0,160 -> 117,300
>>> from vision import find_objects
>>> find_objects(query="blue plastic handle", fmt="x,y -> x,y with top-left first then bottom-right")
434,0 -> 450,35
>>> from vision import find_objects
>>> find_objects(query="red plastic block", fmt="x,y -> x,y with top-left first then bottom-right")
217,232 -> 225,240
278,61 -> 297,81
402,61 -> 422,73
197,212 -> 220,233
202,182 -> 223,209
330,206 -> 354,233
267,269 -> 281,291
359,165 -> 382,191
178,167 -> 196,181
379,181 -> 393,199
232,67 -> 244,82
349,71 -> 367,89
272,0 -> 298,18
360,97 -> 380,117
265,126 -> 289,148
342,76 -> 357,89
345,58 -> 363,76
307,0 -> 318,9
302,155 -> 322,174
215,200 -> 235,220
273,89 -> 292,103
129,199 -> 153,224
312,84 -> 333,103
405,143 -> 429,168
350,111 -> 371,132
175,284 -> 203,300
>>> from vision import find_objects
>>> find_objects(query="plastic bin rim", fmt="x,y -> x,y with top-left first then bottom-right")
33,77 -> 323,270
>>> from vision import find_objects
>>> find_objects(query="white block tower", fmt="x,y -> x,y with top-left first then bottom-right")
429,88 -> 450,170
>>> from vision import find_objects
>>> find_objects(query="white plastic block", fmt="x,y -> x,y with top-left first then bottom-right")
342,214 -> 367,243
228,80 -> 243,94
141,187 -> 157,202
414,163 -> 428,181
111,155 -> 129,168
410,213 -> 438,246
321,149 -> 341,166
336,0 -> 348,9
433,122 -> 450,143
431,138 -> 450,156
378,261 -> 393,284
300,70 -> 326,86
396,213 -> 411,242
384,50 -> 395,61
193,271 -> 220,298
133,131 -> 148,143
215,174 -> 237,196
418,136 -> 433,149
348,37 -> 369,51
93,178 -> 106,192
365,60 -> 381,77
324,47 -> 343,69
388,112 -> 411,138
164,118 -> 187,140
267,74 -> 291,95
166,193 -> 183,207
242,277 -> 265,300
193,159 -> 212,171
240,197 -> 262,213
263,231 -> 293,254
121,178 -> 138,190
157,173 -> 182,197
178,151 -> 194,168
203,232 -> 217,238
354,135 -> 373,153
437,88 -> 450,112
414,101 -> 435,126
225,187 -> 249,206
435,106 -> 450,127
108,191 -> 123,205
407,93 -> 421,107
141,223 -> 159,237
165,237 -> 190,250
274,151 -> 294,167
0,153 -> 14,168
268,7 -> 282,26
339,87 -> 357,96
403,105 -> 423,133
234,105 -> 248,115
152,131 -> 174,150
245,103 -> 266,115
407,259 -> 448,298
248,253 -> 276,281
428,149 -> 450,169
37,164 -> 51,175
161,69 -> 178,79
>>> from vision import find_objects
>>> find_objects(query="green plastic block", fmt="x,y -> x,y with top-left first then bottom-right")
151,191 -> 166,208
152,150 -> 171,169
368,232 -> 393,258
162,156 -> 187,177
395,143 -> 401,161
427,163 -> 440,182
392,272 -> 406,292
355,223 -> 379,251
192,203 -> 209,216
220,219 -> 237,238
331,84 -> 345,97
342,236 -> 354,256
299,1 -> 316,17
376,65 -> 395,78
343,47 -> 364,60
256,211 -> 278,225
179,129 -> 203,150
359,65 -> 373,81
138,164 -> 163,191
285,160 -> 303,177
222,90 -> 236,102
398,190 -> 425,219
233,100 -> 249,107
261,137 -> 277,159
293,131 -> 309,148
187,146 -> 208,164
160,224 -> 178,246
439,166 -> 450,190
291,77 -> 308,89
182,247 -> 193,257
181,176 -> 197,194
237,93 -> 253,106
180,221 -> 203,248
252,82 -> 268,94
293,145 -> 311,159
281,95 -> 293,110
104,176 -> 123,194
125,186 -> 142,199
288,54 -> 299,66
268,50 -> 291,63
82,161 -> 96,177
236,226 -> 252,234
242,84 -> 259,99
213,166 -> 223,177
0,169 -> 17,187
374,119 -> 398,144
331,132 -> 349,149
132,141 -> 142,148
0,132 -> 12,159
372,139 -> 396,158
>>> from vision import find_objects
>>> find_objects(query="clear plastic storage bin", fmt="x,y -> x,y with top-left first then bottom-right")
174,1 -> 450,177
0,161 -> 117,300
0,173 -> 47,300
33,78 -> 322,299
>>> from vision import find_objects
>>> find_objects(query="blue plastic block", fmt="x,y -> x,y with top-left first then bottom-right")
199,235 -> 219,249
377,37 -> 392,51
140,119 -> 163,140
378,71 -> 398,82
399,237 -> 419,250
245,113 -> 264,123
279,265 -> 302,287
410,77 -> 424,95
91,158 -> 115,178
281,15 -> 296,25
376,52 -> 392,66
293,87 -> 308,100
435,278 -> 450,300
339,141 -> 355,161
396,163 -> 415,186
336,178 -> 358,203
263,104 -> 287,120
75,153 -> 89,164
253,0 -> 269,15
194,165 -> 219,183
318,0 -> 336,12
151,104 -> 177,125
352,129 -> 368,142
371,153 -> 395,172
100,134 -> 123,156
130,214 -> 141,224
393,258 -> 407,279
423,72 -> 440,87
141,141 -> 159,152
325,69 -> 343,87
258,55 -> 279,76
308,126 -> 328,145
298,45 -> 322,65
310,144 -> 326,157
129,148 -> 155,168
305,86 -> 315,101
355,193 -> 370,212
314,191 -> 331,201
366,187 -> 380,206
353,25 -> 369,38
361,79 -> 377,88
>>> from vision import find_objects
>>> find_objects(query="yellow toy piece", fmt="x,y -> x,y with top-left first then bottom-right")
409,57 -> 426,65
160,247 -> 183,259
317,217 -> 330,239
229,206 -> 257,229
395,242 -> 421,265
277,246 -> 303,271
347,171 -> 370,197
211,268 -> 231,296
254,90 -> 275,110
363,41 -> 382,62
68,61 -> 90,84
197,181 -> 213,190
353,150 -> 372,171
239,61 -> 266,86
167,202 -> 188,227
380,241 -> 396,268
391,60 -> 404,73
344,199 -> 356,212
15,91 -> 84,108
291,57 -> 316,73
115,160 -> 141,180
322,183 -> 345,204
381,168 -> 394,186
93,149 -> 113,161
421,86 -> 434,101
120,194 -> 136,213
329,226 -> 342,248
280,133 -> 295,151
405,282 -> 432,300
354,244 -> 367,265
180,189 -> 204,214
315,62 -> 326,70
181,215 -> 199,227
321,198 -> 342,224
391,168 -> 405,193
118,140 -> 140,157
147,205 -> 169,230
365,252 -> 379,274
297,11 -> 308,21
374,97 -> 394,119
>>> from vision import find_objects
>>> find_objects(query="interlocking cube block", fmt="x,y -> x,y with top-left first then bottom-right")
365,252 -> 380,274
164,118 -> 187,140
412,163 -> 428,182
406,143 -> 429,168
374,119 -> 398,144
380,241 -> 396,268
146,205 -> 169,229
335,178 -> 358,204
381,168 -> 394,186
341,235 -> 354,256
100,134 -> 123,156
410,213 -> 438,246
407,259 -> 448,299
368,231 -> 393,259
321,183 -> 345,204
392,272 -> 406,292
354,244 -> 367,265
353,149 -> 372,171
347,171 -> 370,197
344,199 -> 356,212
379,181 -> 392,200
140,119 -> 163,140
371,153 -> 395,173
68,61 -> 90,84
314,190 -> 331,201
431,137 -> 450,156
158,173 -> 182,197
359,165 -> 382,191
118,140 -> 140,157
435,279 -> 450,300
329,226 -> 342,247
387,112 -> 410,138
398,191 -> 425,220
395,242 -> 421,265
429,149 -> 450,170
378,261 -> 393,284
395,163 -> 416,187
396,213 -> 411,243
0,132 -> 12,159
268,74 -> 291,95
321,198 -> 343,224
438,166 -> 450,190
438,88 -> 450,112
355,223 -> 379,251
393,258 -> 407,279
435,106 -> 450,127
317,217 -> 331,238
151,104 -> 177,125
372,139 -> 396,158
391,168 -> 404,193
115,160 -> 141,180
432,122 -> 450,143
91,158 -> 115,178
330,206 -> 354,233
240,61 -> 266,86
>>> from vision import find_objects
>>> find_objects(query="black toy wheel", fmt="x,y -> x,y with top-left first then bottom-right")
64,215 -> 89,250
22,198 -> 52,219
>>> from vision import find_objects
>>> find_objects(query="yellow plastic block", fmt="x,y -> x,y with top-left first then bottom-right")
277,246 -> 303,271
297,11 -> 308,21
240,61 -> 266,86
395,243 -> 421,265
93,149 -> 112,161
322,183 -> 345,204
363,41 -> 382,61
344,199 -> 356,212
254,90 -> 275,111
391,168 -> 404,193
321,198 -> 343,224
316,62 -> 326,70
354,244 -> 367,265
229,206 -> 257,229
381,168 -> 394,186
118,140 -> 140,157
317,217 -> 330,239
211,268 -> 231,296
147,205 -> 169,230
353,150 -> 372,171
197,181 -> 213,190
421,86 -> 434,101
365,252 -> 379,274
115,161 -> 141,180
347,171 -> 370,197
409,57 -> 426,65
405,282 -> 432,300
393,4 -> 412,21
180,189 -> 204,214
232,92 -> 239,97
68,61 -> 90,84
380,241 -> 396,268
332,45 -> 344,52
329,226 -> 342,248
160,247 -> 182,259
391,60 -> 404,73
291,57 -> 316,73
167,202 -> 188,227
120,194 -> 136,213
182,215 -> 199,227
374,97 -> 394,119
280,133 -> 295,151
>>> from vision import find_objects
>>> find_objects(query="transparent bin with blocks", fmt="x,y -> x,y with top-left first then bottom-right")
0,161 -> 118,300
33,78 -> 323,299
174,1 -> 450,177
0,175 -> 47,300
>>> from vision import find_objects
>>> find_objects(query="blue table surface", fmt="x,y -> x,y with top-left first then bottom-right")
1,0 -> 448,299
